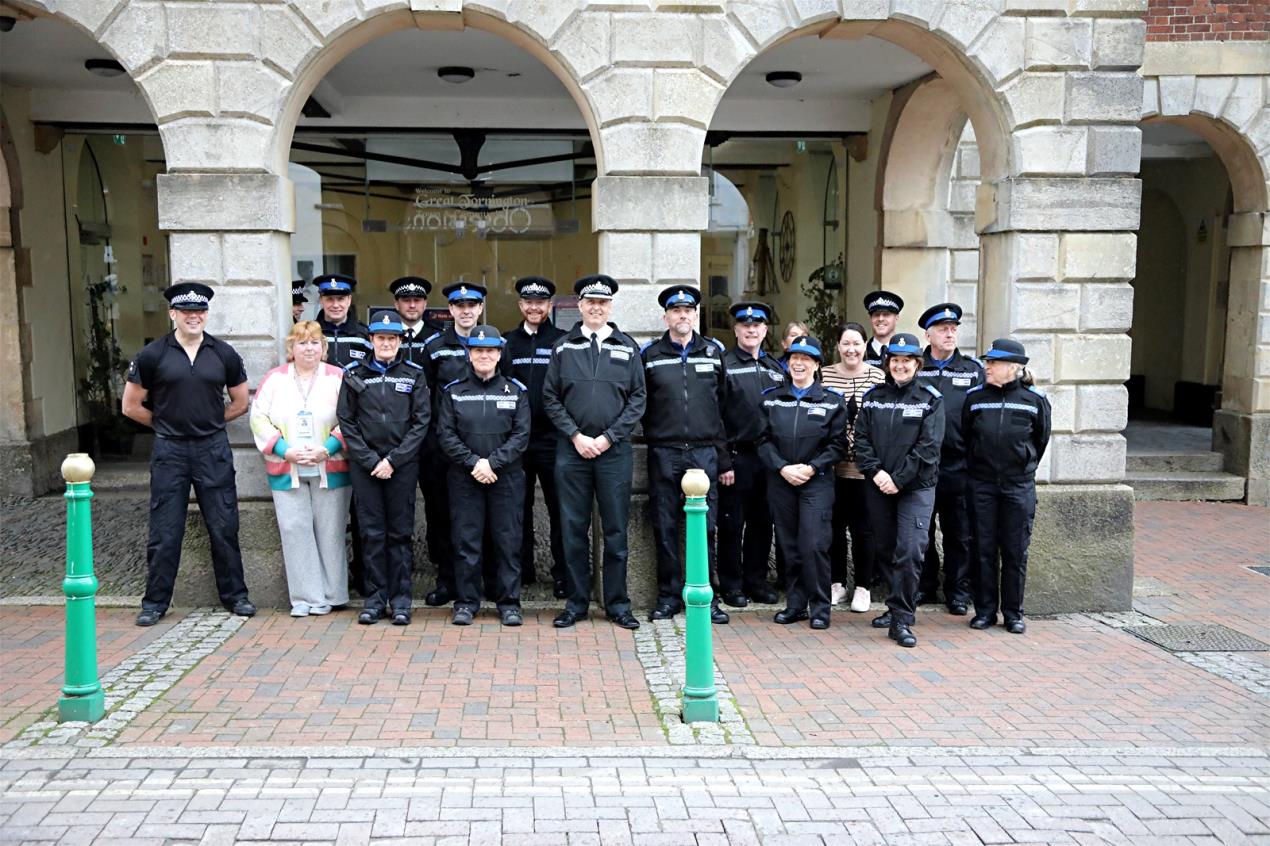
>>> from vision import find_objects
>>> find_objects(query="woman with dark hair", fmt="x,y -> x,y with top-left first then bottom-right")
819,322 -> 886,613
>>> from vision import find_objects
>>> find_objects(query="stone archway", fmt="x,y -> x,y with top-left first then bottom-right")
0,107 -> 33,496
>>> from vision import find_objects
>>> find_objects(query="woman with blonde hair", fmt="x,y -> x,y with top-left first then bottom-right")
250,320 -> 351,616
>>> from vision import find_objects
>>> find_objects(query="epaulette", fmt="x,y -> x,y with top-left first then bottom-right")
1027,385 -> 1046,397
403,360 -> 423,370
761,385 -> 780,395
708,336 -> 726,351
342,361 -> 360,371
511,378 -> 527,391
965,384 -> 985,394
424,331 -> 441,344
639,339 -> 654,353
825,386 -> 845,398
923,384 -> 943,398
861,383 -> 882,398
442,378 -> 462,391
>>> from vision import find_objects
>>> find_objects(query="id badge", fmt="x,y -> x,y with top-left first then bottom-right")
294,410 -> 316,441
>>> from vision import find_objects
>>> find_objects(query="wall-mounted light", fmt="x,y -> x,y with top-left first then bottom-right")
765,71 -> 802,89
437,66 -> 475,84
85,59 -> 125,78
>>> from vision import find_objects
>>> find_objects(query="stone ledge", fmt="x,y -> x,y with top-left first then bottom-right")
158,173 -> 295,232
1142,41 -> 1270,78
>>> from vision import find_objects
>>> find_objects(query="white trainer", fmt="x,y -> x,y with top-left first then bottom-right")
830,582 -> 847,605
290,603 -> 310,617
849,587 -> 871,613
309,604 -> 332,616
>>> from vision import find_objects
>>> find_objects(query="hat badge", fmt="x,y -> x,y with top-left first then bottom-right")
477,329 -> 486,340
745,307 -> 753,317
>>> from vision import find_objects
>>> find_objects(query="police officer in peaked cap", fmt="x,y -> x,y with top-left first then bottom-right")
292,281 -> 309,323
862,290 -> 904,368
390,276 -> 445,367
314,274 -> 373,367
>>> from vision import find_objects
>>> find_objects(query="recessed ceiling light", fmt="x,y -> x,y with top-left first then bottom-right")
85,58 -> 126,78
765,71 -> 802,89
437,66 -> 475,84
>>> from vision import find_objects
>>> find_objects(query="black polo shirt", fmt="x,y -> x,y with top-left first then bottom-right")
127,332 -> 248,438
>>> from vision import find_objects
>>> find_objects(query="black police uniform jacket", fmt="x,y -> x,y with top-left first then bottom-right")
397,317 -> 446,367
500,321 -> 568,440
422,325 -> 475,390
961,378 -> 1052,482
755,382 -> 850,475
317,310 -> 373,368
916,347 -> 984,474
336,358 -> 431,471
863,337 -> 887,369
436,371 -> 532,472
721,346 -> 786,446
854,376 -> 946,492
639,332 -> 731,471
542,323 -> 646,444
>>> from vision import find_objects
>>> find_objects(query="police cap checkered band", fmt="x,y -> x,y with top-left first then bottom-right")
864,290 -> 904,314
164,282 -> 214,310
391,276 -> 432,297
515,277 -> 555,299
574,274 -> 618,299
171,291 -> 209,306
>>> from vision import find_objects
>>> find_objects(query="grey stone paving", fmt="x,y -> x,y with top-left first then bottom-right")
1,746 -> 1266,845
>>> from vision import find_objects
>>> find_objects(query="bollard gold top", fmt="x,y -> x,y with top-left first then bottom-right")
681,468 -> 709,497
61,453 -> 96,484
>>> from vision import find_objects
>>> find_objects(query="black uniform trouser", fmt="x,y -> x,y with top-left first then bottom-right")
717,449 -> 773,596
919,471 -> 973,605
868,485 -> 936,626
556,437 -> 633,618
143,432 -> 249,613
351,459 -> 419,614
347,500 -> 365,595
451,464 -> 525,613
420,447 -> 454,591
519,436 -> 565,586
969,477 -> 1036,623
648,444 -> 718,608
830,476 -> 878,589
768,470 -> 834,621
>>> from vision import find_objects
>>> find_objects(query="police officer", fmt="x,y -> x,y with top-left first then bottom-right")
122,283 -> 255,626
390,276 -> 445,366
854,333 -> 944,648
315,274 -> 373,367
501,277 -> 568,596
640,285 -> 731,624
420,282 -> 487,606
292,281 -> 308,323
337,310 -> 431,626
862,290 -> 904,368
542,274 -> 644,631
436,326 -> 532,626
915,302 -> 984,615
718,302 -> 785,607
756,336 -> 848,630
963,339 -> 1051,635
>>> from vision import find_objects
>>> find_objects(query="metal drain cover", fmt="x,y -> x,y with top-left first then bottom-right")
1124,623 -> 1269,652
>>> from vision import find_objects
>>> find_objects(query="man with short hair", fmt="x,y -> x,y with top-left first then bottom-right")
862,290 -> 904,368
123,282 -> 256,627
390,276 -> 445,366
314,274 -> 372,367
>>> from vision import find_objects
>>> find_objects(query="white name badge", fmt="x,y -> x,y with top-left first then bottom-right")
694,363 -> 713,373
395,382 -> 413,393
497,400 -> 517,410
952,377 -> 972,387
535,348 -> 553,356
608,348 -> 630,360
349,349 -> 366,359
808,407 -> 826,417
902,407 -> 924,418
293,410 -> 316,442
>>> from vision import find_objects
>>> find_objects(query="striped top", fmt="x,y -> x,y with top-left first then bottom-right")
819,363 -> 886,479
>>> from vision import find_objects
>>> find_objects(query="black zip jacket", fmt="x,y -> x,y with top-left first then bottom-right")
854,376 -> 945,492
639,332 -> 730,471
423,326 -> 475,392
962,378 -> 1052,482
721,346 -> 786,446
436,371 -> 531,472
500,321 -> 568,440
336,357 -> 431,472
756,381 -> 849,475
863,337 -> 887,369
318,311 -> 372,368
916,347 -> 984,474
398,317 -> 446,367
542,323 -> 646,445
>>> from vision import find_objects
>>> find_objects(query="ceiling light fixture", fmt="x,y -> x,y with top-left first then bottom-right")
85,58 -> 126,78
437,66 -> 475,84
765,71 -> 802,89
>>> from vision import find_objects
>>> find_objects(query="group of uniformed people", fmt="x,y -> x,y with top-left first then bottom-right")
131,274 -> 1050,646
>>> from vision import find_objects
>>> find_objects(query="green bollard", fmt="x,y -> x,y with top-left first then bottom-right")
680,468 -> 719,723
58,453 -> 104,723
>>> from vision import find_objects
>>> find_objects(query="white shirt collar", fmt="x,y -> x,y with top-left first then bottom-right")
579,322 -> 613,342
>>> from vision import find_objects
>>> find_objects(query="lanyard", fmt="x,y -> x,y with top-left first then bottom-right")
292,365 -> 318,410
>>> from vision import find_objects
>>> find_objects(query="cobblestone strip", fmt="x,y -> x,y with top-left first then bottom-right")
633,619 -> 754,745
5,609 -> 244,750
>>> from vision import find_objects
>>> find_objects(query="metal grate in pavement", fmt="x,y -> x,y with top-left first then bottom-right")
1248,566 -> 1270,578
1124,623 -> 1269,653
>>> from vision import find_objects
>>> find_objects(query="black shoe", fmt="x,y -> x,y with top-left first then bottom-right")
358,608 -> 381,625
500,608 -> 523,627
722,591 -> 749,608
747,585 -> 780,604
915,593 -> 939,606
609,612 -> 640,630
871,611 -> 893,629
553,579 -> 568,599
391,610 -> 411,626
947,601 -> 968,616
553,609 -> 588,628
889,622 -> 917,648
230,599 -> 256,618
649,602 -> 680,621
1005,618 -> 1026,634
773,608 -> 809,625
135,609 -> 165,627
711,604 -> 730,625
451,607 -> 474,626
810,617 -> 830,630
425,586 -> 453,607
969,615 -> 995,630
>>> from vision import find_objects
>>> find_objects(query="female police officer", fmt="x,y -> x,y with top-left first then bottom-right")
963,338 -> 1051,635
854,332 -> 944,648
756,336 -> 848,630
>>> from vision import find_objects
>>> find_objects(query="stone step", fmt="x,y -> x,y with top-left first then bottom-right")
1125,451 -> 1225,473
1126,471 -> 1246,502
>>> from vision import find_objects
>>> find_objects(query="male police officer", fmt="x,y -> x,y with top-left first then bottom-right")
436,326 -> 532,626
123,282 -> 255,626
315,273 -> 373,367
420,282 -> 487,606
391,276 -> 445,366
915,302 -> 984,615
641,285 -> 731,624
717,301 -> 785,607
862,290 -> 904,368
337,310 -> 431,626
543,275 -> 644,631
501,277 -> 568,596
292,281 -> 308,323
